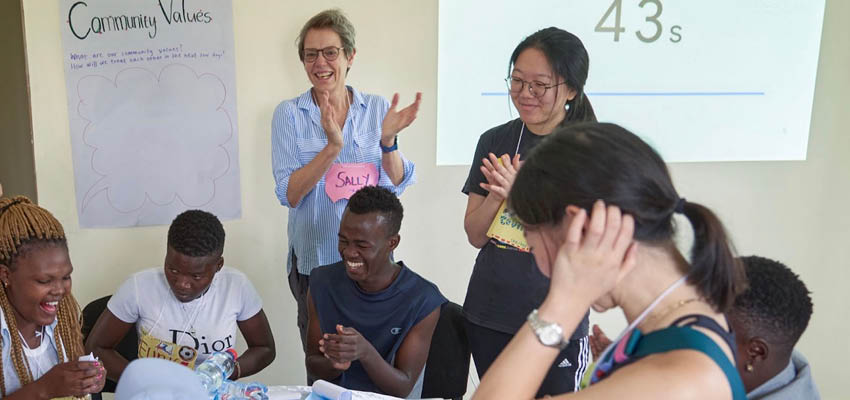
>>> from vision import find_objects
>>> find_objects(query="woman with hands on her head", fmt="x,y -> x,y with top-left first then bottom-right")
461,27 -> 596,397
271,9 -> 422,359
473,123 -> 748,399
0,196 -> 105,399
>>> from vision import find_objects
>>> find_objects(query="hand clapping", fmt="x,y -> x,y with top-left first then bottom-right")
319,324 -> 373,371
317,90 -> 344,149
381,93 -> 423,146
479,153 -> 522,200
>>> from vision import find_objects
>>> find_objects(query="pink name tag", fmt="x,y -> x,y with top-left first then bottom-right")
325,163 -> 379,202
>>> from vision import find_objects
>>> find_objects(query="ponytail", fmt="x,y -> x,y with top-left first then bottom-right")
564,92 -> 596,123
681,201 -> 747,312
510,123 -> 747,313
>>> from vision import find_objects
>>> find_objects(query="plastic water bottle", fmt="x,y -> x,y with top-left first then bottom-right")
195,348 -> 238,397
215,380 -> 269,400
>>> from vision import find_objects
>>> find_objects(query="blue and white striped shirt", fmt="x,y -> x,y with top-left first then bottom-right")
271,86 -> 416,275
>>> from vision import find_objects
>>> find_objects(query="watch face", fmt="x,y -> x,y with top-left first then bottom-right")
541,327 -> 561,346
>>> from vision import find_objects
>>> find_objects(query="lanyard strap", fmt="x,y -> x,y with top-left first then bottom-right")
595,275 -> 689,364
149,287 -> 208,344
514,123 -> 525,157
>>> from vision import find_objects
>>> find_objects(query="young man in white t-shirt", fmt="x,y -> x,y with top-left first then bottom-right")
85,210 -> 276,384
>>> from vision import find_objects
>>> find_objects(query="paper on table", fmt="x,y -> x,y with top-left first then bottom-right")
267,386 -> 303,400
310,380 -> 352,400
349,392 -> 403,400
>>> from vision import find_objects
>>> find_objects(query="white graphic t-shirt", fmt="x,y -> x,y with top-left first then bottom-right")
108,267 -> 262,364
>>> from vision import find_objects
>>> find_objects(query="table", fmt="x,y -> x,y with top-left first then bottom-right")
268,386 -> 403,400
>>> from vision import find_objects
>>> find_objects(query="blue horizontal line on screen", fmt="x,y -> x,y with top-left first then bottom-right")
480,91 -> 766,97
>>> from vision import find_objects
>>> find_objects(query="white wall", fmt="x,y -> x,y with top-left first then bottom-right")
21,0 -> 848,398
0,0 -> 37,201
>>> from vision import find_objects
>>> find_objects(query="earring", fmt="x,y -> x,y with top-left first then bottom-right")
746,363 -> 754,372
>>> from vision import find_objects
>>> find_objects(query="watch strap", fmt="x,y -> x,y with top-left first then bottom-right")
380,136 -> 398,153
528,309 -> 569,350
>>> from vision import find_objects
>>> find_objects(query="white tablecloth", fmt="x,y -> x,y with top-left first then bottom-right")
268,385 -> 403,400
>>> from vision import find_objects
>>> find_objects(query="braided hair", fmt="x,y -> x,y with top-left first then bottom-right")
0,196 -> 84,396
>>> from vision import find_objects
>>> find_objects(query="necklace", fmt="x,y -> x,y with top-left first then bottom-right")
593,276 -> 689,369
17,325 -> 44,349
640,298 -> 702,331
18,326 -> 46,379
178,293 -> 207,337
180,303 -> 198,336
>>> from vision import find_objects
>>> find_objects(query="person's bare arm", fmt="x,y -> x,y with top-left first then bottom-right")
322,308 -> 440,397
234,310 -> 276,379
305,290 -> 347,381
285,90 -> 345,206
84,309 -> 134,381
474,202 -> 638,399
464,153 -> 521,247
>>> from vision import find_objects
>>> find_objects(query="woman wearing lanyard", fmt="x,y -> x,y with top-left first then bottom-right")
473,123 -> 747,399
0,196 -> 105,399
271,9 -> 421,357
461,27 -> 596,396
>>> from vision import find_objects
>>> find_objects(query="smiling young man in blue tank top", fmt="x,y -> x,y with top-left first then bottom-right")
305,186 -> 446,398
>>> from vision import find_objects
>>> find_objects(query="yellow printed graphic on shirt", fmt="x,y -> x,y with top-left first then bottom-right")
137,330 -> 198,370
486,201 -> 529,252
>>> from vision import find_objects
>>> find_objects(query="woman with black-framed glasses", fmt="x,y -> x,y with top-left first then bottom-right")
270,9 -> 422,382
461,27 -> 596,397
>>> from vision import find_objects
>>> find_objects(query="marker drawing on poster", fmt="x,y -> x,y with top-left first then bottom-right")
60,0 -> 241,228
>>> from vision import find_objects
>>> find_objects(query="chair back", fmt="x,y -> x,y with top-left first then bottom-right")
81,295 -> 139,398
421,302 -> 470,400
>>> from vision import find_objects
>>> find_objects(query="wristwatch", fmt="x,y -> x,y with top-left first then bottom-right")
527,309 -> 569,350
380,136 -> 398,153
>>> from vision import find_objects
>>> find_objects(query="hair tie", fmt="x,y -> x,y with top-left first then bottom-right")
674,197 -> 687,214
0,198 -> 25,216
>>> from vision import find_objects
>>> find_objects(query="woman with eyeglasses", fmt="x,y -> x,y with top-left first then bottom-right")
461,27 -> 596,397
271,8 -> 422,374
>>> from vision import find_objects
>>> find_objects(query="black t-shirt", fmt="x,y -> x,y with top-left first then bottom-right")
463,118 -> 545,197
461,118 -> 589,339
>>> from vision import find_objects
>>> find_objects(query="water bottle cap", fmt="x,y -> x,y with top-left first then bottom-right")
225,348 -> 238,359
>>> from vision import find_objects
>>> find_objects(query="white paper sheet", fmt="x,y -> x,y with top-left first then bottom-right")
312,380 -> 352,400
59,0 -> 241,227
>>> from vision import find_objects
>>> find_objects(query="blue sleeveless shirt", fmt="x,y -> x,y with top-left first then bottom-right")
310,261 -> 447,394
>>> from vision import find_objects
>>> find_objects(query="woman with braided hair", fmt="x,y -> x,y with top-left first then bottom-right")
0,196 -> 105,398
